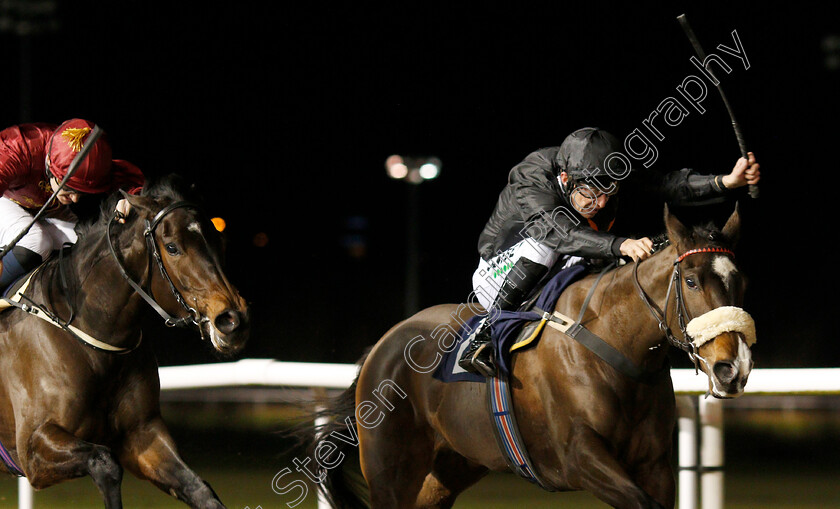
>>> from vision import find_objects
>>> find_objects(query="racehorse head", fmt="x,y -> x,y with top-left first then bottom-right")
664,205 -> 754,398
113,179 -> 250,355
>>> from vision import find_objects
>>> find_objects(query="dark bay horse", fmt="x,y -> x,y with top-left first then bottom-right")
305,206 -> 754,509
0,179 -> 249,508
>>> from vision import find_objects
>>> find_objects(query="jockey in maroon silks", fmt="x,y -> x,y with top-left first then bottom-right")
0,119 -> 144,289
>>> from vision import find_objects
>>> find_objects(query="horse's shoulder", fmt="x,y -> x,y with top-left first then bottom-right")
553,279 -> 589,314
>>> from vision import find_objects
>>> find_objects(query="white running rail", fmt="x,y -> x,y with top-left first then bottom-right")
15,360 -> 840,509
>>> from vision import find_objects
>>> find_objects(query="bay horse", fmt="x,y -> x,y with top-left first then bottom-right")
303,205 -> 754,509
0,178 -> 249,508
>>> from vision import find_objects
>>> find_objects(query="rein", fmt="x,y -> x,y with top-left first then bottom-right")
633,246 -> 736,372
106,201 -> 209,329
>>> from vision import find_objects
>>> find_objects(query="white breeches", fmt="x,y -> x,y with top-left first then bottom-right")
0,197 -> 78,259
472,237 -> 582,310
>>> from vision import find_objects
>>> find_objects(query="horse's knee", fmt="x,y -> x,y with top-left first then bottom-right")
87,445 -> 123,491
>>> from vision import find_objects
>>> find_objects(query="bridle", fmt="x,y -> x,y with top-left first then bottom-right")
633,245 -> 737,372
6,199 -> 210,355
107,200 -> 210,330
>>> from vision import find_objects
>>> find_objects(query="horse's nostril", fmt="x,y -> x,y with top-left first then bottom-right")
713,361 -> 738,384
214,310 -> 241,334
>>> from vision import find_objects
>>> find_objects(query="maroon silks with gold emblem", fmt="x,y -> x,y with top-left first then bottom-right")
0,121 -> 144,209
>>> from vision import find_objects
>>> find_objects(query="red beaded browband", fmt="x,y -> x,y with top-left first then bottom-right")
676,247 -> 735,264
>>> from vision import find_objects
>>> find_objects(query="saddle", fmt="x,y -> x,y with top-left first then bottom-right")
434,263 -> 590,383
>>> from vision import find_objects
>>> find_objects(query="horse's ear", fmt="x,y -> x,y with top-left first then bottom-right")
118,190 -> 154,218
722,202 -> 741,246
664,204 -> 691,251
120,190 -> 142,207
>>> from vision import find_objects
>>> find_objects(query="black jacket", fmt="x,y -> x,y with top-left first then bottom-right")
477,147 -> 728,261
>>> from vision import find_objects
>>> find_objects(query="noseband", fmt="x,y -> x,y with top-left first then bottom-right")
107,201 -> 209,329
633,246 -> 737,372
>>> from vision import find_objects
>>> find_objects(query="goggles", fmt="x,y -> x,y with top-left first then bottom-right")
569,181 -> 619,203
46,170 -> 88,196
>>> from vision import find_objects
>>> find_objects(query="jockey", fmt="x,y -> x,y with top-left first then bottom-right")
0,119 -> 144,290
460,127 -> 760,377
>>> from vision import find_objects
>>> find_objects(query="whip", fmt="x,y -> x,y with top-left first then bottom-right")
677,13 -> 758,199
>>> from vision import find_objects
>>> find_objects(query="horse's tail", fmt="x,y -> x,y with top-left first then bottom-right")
284,350 -> 371,509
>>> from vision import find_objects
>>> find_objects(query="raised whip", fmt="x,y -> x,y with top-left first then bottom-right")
677,13 -> 758,199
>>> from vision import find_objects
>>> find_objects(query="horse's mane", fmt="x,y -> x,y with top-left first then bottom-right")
75,174 -> 198,240
646,214 -> 734,258
139,173 -> 198,202
680,220 -> 734,251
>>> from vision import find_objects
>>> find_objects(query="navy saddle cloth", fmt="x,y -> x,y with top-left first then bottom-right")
433,264 -> 588,383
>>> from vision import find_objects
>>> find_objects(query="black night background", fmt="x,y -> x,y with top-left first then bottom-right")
1,1 -> 837,369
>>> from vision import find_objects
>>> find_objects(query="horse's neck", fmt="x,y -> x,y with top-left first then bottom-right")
50,223 -> 149,345
577,249 -> 678,368
623,247 -> 680,356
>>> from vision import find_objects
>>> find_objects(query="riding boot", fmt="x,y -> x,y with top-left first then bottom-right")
459,257 -> 548,377
0,247 -> 42,292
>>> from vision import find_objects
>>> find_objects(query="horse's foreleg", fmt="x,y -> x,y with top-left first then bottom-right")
633,457 -> 675,509
567,426 -> 665,509
22,423 -> 123,509
119,417 -> 223,509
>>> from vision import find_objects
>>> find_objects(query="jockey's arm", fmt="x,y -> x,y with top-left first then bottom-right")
721,152 -> 761,188
523,209 -> 625,261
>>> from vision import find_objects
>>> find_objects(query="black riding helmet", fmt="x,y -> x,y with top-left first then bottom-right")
555,127 -> 629,198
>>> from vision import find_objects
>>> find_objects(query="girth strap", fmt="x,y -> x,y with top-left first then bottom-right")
0,435 -> 24,477
486,375 -> 556,491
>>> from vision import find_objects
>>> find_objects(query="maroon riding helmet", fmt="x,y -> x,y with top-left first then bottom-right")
45,119 -> 113,194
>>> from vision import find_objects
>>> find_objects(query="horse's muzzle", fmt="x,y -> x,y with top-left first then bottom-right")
207,308 -> 250,355
706,335 -> 753,399
713,360 -> 738,384
215,309 -> 244,335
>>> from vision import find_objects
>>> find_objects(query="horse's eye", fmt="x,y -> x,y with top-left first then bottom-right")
685,277 -> 698,290
165,243 -> 181,256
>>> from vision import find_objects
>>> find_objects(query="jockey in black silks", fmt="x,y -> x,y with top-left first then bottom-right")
460,127 -> 761,377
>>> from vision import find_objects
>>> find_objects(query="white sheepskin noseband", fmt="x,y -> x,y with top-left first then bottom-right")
685,306 -> 756,348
